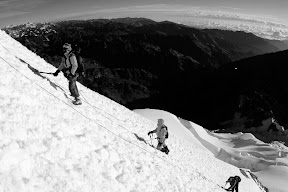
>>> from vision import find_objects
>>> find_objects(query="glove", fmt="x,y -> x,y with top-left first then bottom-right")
68,73 -> 75,80
53,70 -> 60,76
148,131 -> 152,136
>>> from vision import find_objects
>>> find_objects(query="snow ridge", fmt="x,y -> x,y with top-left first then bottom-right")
0,30 -> 265,192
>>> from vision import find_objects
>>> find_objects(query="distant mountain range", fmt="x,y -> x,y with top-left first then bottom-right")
3,17 -> 288,144
3,18 -> 288,63
216,50 -> 288,144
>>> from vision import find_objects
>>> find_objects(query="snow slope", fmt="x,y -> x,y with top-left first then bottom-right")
135,109 -> 288,192
132,109 -> 209,152
0,30 -> 265,192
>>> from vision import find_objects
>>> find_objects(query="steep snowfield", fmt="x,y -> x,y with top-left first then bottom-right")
135,109 -> 288,192
133,109 -> 209,152
0,29 -> 265,192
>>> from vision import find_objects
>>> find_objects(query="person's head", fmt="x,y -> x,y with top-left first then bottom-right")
157,118 -> 164,126
63,43 -> 72,53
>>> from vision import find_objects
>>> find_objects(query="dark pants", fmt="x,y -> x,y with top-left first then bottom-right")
156,138 -> 169,154
156,138 -> 166,150
68,73 -> 79,98
227,182 -> 239,192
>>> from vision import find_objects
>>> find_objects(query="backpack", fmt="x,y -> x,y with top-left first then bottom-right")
69,52 -> 85,76
161,125 -> 169,139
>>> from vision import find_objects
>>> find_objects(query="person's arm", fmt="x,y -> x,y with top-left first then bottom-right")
53,57 -> 65,76
148,128 -> 157,135
69,55 -> 78,75
151,129 -> 157,133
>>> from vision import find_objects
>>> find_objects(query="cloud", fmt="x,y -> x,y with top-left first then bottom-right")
271,31 -> 282,39
0,11 -> 29,18
0,0 -> 18,6
51,3 -> 288,40
214,6 -> 245,11
111,4 -> 288,40
0,0 -> 48,18
0,0 -> 19,10
76,4 -> 287,27
7,2 -> 285,40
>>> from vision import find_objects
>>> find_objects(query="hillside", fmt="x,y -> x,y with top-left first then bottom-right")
215,50 -> 288,144
135,109 -> 288,192
2,18 -> 288,130
0,30 -> 266,192
203,28 -> 288,58
4,18 -> 286,66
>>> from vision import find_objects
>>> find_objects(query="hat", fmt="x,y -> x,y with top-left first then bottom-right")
63,43 -> 72,49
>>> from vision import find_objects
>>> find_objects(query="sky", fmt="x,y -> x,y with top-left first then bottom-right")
1,0 -> 288,39
1,0 -> 288,26
0,29 -> 287,192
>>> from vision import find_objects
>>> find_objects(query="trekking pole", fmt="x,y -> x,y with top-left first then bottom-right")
150,134 -> 153,146
39,71 -> 54,75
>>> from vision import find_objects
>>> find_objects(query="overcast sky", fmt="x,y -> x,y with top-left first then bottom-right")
1,0 -> 288,28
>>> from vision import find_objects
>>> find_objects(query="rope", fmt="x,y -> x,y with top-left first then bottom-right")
79,91 -> 149,136
0,44 -> 223,190
0,56 -> 183,172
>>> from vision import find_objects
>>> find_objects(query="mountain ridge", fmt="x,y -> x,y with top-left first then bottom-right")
0,29 -> 267,192
3,18 -> 288,145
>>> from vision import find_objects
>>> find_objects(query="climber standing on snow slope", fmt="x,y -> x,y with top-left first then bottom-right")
148,118 -> 170,154
53,43 -> 82,105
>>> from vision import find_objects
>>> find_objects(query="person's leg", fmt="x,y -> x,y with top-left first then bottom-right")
162,146 -> 169,154
156,138 -> 164,150
234,182 -> 239,192
226,180 -> 236,191
156,142 -> 163,150
69,74 -> 80,99
159,137 -> 167,150
228,181 -> 239,192
68,80 -> 73,96
157,139 -> 169,154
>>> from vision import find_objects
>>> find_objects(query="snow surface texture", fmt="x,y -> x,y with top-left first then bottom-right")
134,109 -> 288,192
0,29 -> 266,192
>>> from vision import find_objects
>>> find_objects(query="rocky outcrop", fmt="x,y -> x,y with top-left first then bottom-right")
217,60 -> 288,144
